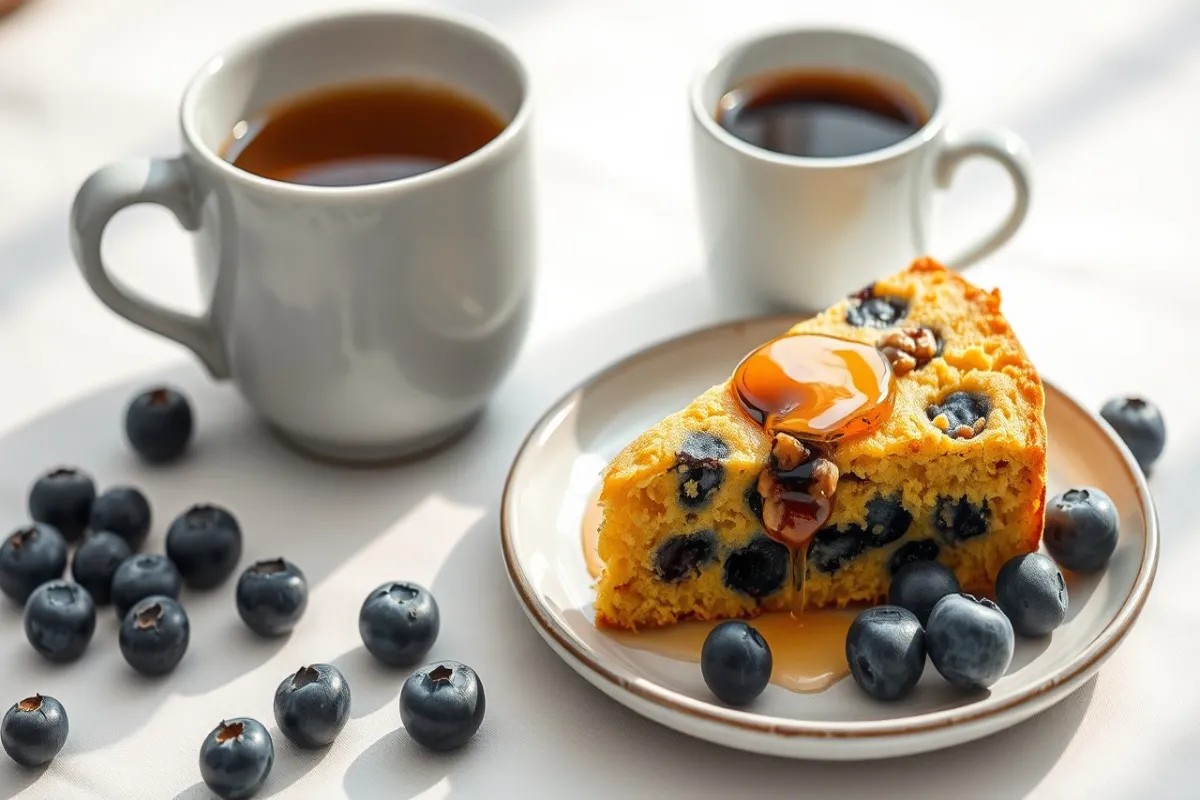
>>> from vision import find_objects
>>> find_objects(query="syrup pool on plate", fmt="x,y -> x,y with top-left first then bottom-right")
581,488 -> 606,581
607,611 -> 856,693
582,488 -> 855,693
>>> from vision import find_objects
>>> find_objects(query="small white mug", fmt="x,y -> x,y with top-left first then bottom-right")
691,28 -> 1032,311
70,10 -> 534,461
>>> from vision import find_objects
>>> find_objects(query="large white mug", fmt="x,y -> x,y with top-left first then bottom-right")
70,10 -> 534,461
691,28 -> 1032,311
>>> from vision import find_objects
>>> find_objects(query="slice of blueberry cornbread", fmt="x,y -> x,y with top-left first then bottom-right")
595,258 -> 1047,629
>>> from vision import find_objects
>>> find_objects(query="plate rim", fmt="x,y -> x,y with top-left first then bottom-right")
500,314 -> 1160,741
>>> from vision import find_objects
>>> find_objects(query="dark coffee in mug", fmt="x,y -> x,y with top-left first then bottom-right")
221,81 -> 506,186
715,70 -> 928,158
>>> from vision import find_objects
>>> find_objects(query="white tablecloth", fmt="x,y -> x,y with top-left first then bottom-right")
1,0 -> 1196,797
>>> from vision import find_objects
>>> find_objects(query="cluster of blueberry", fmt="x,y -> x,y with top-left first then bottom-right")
698,484 -> 1123,707
0,465 -> 300,675
845,482 -> 1126,700
0,387 -> 485,797
4,650 -> 483,797
195,583 -> 482,798
700,393 -> 1161,705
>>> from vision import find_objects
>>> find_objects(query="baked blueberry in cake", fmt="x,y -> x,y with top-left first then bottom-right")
594,258 -> 1047,629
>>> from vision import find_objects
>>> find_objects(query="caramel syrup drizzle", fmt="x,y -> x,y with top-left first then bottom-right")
732,333 -> 895,611
582,336 -> 893,691
733,333 -> 894,442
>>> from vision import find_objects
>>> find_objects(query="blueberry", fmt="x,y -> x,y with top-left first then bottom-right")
90,486 -> 152,551
0,524 -> 67,605
1044,488 -> 1119,573
745,484 -> 764,522
1100,397 -> 1165,474
654,531 -> 718,583
28,467 -> 95,543
722,536 -> 789,600
995,553 -> 1068,637
125,386 -> 194,464
846,606 -> 925,701
846,285 -> 907,328
678,431 -> 729,461
166,504 -> 243,589
273,664 -> 351,749
926,594 -> 1014,689
111,554 -> 182,619
400,661 -> 485,751
236,559 -> 307,637
199,718 -> 274,800
700,620 -> 772,705
24,581 -> 96,663
889,560 -> 960,626
927,391 -> 991,439
888,539 -> 940,574
2,695 -> 68,767
807,528 -> 865,573
675,432 -> 729,508
119,596 -> 190,676
359,581 -> 439,666
70,532 -> 131,606
932,496 -> 990,544
863,494 -> 913,547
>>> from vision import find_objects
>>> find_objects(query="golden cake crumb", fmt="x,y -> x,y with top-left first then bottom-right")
594,258 -> 1047,629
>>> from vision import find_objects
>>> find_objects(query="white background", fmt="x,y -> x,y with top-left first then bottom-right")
1,0 -> 1197,797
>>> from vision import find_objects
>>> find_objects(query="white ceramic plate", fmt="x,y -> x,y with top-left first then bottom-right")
501,316 -> 1158,760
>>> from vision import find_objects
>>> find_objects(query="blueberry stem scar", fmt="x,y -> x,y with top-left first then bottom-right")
292,666 -> 320,689
135,603 -> 164,630
253,559 -> 287,574
428,665 -> 454,683
17,695 -> 43,712
386,583 -> 418,601
217,721 -> 244,743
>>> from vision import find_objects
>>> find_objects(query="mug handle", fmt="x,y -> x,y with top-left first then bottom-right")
935,127 -> 1033,270
69,157 -> 230,379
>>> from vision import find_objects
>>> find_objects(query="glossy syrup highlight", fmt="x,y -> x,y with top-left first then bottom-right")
732,333 -> 894,443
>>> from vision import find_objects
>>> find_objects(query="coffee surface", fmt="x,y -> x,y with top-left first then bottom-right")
716,70 -> 927,158
222,81 -> 506,186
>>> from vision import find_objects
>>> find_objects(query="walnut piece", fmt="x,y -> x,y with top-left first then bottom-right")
757,470 -> 786,533
755,450 -> 840,543
770,432 -> 810,471
878,326 -> 939,376
809,458 -> 840,499
884,349 -> 918,375
948,416 -> 987,440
